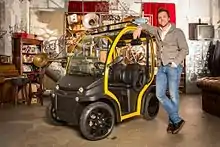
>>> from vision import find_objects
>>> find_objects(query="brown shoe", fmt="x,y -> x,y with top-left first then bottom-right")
172,119 -> 185,134
167,123 -> 174,133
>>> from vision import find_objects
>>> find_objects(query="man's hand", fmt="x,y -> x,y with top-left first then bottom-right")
170,62 -> 177,68
133,26 -> 142,39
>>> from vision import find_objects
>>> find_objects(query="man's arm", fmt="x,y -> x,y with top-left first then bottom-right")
139,23 -> 157,36
174,29 -> 189,65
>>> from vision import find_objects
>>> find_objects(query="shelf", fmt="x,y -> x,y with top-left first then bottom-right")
12,38 -> 43,75
22,53 -> 38,55
23,62 -> 33,64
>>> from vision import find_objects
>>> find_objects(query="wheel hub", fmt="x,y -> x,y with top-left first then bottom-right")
85,108 -> 113,138
89,113 -> 106,127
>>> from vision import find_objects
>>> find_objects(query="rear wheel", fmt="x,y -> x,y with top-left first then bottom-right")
143,93 -> 159,120
79,102 -> 115,141
46,103 -> 65,125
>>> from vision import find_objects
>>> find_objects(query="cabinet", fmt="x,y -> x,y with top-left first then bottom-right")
12,37 -> 44,105
12,37 -> 43,75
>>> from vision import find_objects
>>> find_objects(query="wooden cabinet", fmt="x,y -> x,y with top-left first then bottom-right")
12,37 -> 43,75
12,37 -> 44,105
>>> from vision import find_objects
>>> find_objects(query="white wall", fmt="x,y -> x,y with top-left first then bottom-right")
29,8 -> 66,89
29,10 -> 64,41
30,0 -> 66,9
0,0 -> 21,56
0,0 -> 31,56
130,0 -> 215,39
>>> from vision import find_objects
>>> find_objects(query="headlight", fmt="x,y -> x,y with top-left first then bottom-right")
75,97 -> 79,101
51,93 -> 56,98
55,85 -> 59,90
78,87 -> 84,93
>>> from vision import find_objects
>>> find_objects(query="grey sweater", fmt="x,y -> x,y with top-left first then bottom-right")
140,23 -> 189,66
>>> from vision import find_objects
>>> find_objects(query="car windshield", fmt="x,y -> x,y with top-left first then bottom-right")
67,22 -> 153,76
67,31 -> 119,75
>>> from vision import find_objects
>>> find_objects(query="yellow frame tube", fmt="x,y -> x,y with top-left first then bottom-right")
104,26 -> 155,121
121,38 -> 155,120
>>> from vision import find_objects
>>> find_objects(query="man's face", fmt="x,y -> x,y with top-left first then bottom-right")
158,11 -> 170,27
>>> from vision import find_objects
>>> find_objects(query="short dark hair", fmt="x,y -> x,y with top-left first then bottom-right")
157,8 -> 170,18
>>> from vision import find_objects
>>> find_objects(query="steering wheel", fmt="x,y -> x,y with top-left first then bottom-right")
109,56 -> 124,67
94,56 -> 124,74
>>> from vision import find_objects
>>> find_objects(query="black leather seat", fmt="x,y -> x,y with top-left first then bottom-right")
212,41 -> 220,76
207,40 -> 220,77
109,63 -> 146,90
108,63 -> 128,88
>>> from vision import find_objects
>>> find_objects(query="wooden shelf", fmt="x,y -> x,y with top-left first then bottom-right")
12,37 -> 43,75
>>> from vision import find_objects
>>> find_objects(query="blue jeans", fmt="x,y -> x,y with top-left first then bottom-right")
156,64 -> 183,124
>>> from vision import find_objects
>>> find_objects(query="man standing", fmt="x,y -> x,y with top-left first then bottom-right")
133,8 -> 189,134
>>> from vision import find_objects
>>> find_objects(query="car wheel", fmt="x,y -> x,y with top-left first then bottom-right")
46,103 -> 65,125
79,102 -> 115,141
143,93 -> 159,120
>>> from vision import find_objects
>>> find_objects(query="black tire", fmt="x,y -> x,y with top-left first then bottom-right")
46,103 -> 65,125
79,102 -> 115,141
143,93 -> 159,120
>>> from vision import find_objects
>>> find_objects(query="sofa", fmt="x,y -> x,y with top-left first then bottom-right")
197,77 -> 220,117
196,40 -> 220,118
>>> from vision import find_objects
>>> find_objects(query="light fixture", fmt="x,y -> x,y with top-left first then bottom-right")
55,85 -> 59,90
78,87 -> 84,93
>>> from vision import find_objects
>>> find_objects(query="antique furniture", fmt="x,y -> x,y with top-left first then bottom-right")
12,36 -> 44,105
197,77 -> 220,117
0,64 -> 28,105
196,40 -> 220,118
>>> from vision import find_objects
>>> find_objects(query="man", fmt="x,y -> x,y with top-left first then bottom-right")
133,8 -> 189,134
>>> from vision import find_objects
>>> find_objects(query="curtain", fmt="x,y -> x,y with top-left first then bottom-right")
142,3 -> 176,26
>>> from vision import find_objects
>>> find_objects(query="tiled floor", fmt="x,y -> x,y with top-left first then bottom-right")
0,94 -> 220,147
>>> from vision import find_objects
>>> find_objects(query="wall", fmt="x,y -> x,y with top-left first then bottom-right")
29,0 -> 66,42
29,0 -> 67,89
29,9 -> 66,89
0,0 -> 21,56
29,10 -> 64,41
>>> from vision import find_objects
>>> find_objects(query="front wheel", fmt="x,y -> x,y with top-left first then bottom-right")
46,103 -> 65,125
79,102 -> 115,141
143,93 -> 159,120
